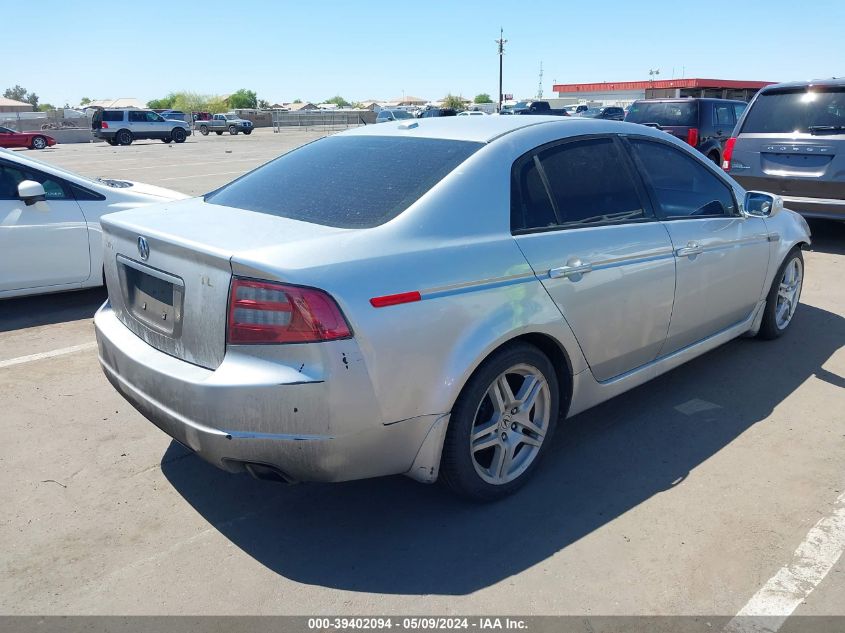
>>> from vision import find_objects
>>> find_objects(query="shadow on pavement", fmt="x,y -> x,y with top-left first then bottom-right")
161,303 -> 844,596
0,287 -> 106,333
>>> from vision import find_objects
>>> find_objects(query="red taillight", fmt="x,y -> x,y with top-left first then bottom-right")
369,291 -> 421,308
101,121 -> 108,129
227,278 -> 351,344
686,128 -> 699,147
722,137 -> 737,171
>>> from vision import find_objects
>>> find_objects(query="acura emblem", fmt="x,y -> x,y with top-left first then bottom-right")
137,236 -> 150,261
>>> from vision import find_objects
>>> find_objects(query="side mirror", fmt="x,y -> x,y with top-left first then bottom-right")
18,180 -> 46,206
744,191 -> 783,218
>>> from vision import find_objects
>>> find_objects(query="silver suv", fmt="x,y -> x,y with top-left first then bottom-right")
92,108 -> 193,146
724,78 -> 845,220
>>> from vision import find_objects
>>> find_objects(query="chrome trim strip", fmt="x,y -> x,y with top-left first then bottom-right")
421,271 -> 536,300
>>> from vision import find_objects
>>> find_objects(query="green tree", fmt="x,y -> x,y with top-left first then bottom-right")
292,98 -> 303,104
441,94 -> 466,111
206,96 -> 228,114
324,95 -> 350,108
228,89 -> 258,109
79,97 -> 91,106
257,99 -> 270,109
4,85 -> 38,109
474,93 -> 493,104
38,103 -> 56,112
147,93 -> 176,110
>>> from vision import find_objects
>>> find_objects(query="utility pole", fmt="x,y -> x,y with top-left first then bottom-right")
496,28 -> 507,112
537,61 -> 544,99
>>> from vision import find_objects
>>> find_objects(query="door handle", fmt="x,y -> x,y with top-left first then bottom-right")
675,241 -> 703,258
549,260 -> 593,280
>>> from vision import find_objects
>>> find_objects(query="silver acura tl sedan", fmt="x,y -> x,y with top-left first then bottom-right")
94,116 -> 811,500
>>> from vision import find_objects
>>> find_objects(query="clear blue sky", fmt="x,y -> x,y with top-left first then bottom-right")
6,0 -> 843,106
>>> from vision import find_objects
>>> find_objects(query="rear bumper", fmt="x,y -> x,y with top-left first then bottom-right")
94,303 -> 438,482
779,195 -> 845,220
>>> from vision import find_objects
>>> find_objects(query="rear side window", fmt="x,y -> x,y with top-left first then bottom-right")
714,103 -> 736,127
102,111 -> 124,122
205,136 -> 482,228
626,101 -> 698,127
741,87 -> 845,133
511,137 -> 645,231
629,139 -> 735,218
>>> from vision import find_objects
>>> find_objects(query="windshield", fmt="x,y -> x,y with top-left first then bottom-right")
205,136 -> 483,228
224,114 -> 237,120
741,87 -> 845,134
579,108 -> 602,117
393,110 -> 414,120
625,101 -> 698,126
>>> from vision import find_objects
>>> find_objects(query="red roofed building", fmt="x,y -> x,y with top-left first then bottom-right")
552,78 -> 775,106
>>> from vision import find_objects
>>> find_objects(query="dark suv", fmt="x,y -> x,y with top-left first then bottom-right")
724,78 -> 845,221
577,106 -> 625,121
625,98 -> 747,165
420,108 -> 457,118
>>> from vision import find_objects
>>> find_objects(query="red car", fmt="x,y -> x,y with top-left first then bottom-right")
0,126 -> 57,150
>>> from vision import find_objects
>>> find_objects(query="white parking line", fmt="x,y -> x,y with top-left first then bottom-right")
0,342 -> 98,369
724,490 -> 845,633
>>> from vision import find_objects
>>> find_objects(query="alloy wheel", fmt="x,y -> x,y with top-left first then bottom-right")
776,256 -> 803,330
469,363 -> 550,485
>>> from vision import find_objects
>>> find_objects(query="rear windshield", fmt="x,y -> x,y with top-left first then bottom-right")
740,87 -> 845,134
625,101 -> 698,126
205,136 -> 483,228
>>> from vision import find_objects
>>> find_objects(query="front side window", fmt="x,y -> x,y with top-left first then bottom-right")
629,139 -> 735,219
206,136 -> 482,228
511,137 -> 645,232
0,161 -> 68,200
144,111 -> 163,122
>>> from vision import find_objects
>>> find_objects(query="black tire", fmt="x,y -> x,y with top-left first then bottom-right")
107,139 -> 118,146
215,131 -> 223,135
116,129 -> 133,146
31,136 -> 48,150
707,151 -> 720,165
199,125 -> 209,136
440,342 -> 560,501
162,137 -> 172,143
243,129 -> 252,135
228,125 -> 238,135
758,248 -> 804,340
172,128 -> 187,143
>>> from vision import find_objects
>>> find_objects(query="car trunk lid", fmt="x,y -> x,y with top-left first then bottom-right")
100,198 -> 349,370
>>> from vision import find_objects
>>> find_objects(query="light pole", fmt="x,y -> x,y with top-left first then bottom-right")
496,28 -> 507,113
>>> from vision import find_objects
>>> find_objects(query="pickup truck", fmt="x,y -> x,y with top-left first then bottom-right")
512,101 -> 570,116
196,113 -> 254,136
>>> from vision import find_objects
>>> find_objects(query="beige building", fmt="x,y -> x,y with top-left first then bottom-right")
0,97 -> 33,113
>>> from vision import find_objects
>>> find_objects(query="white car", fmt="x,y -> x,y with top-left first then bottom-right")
0,148 -> 188,299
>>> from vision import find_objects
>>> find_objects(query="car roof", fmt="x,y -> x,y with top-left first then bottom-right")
760,77 -> 844,92
344,116 -> 660,144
